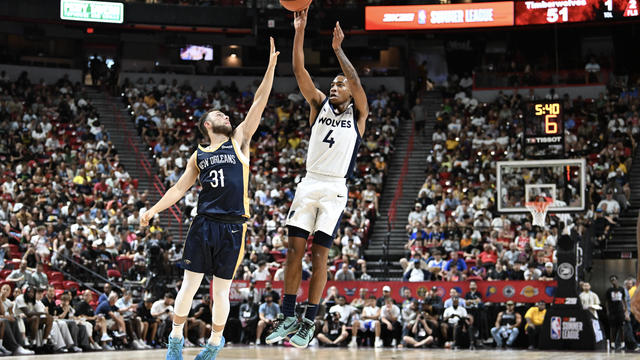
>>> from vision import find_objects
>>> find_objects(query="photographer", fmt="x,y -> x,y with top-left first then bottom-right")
317,309 -> 349,347
403,310 -> 435,348
490,301 -> 521,348
442,297 -> 474,350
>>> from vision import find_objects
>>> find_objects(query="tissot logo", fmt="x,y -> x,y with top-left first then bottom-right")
382,13 -> 415,22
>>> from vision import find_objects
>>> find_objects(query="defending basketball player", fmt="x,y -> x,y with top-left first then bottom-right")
265,9 -> 368,348
139,38 -> 279,360
631,210 -> 640,321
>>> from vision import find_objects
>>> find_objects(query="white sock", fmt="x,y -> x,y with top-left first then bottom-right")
208,329 -> 222,346
170,322 -> 185,340
198,337 -> 205,344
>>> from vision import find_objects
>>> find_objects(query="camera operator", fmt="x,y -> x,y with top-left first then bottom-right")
403,309 -> 435,348
317,309 -> 349,347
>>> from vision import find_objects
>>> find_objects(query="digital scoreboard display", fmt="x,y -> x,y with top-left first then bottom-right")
515,0 -> 639,25
524,101 -> 565,158
365,2 -> 514,30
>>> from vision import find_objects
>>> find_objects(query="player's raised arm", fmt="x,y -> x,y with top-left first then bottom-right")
292,8 -> 326,115
235,37 -> 279,149
140,151 -> 199,226
332,21 -> 368,134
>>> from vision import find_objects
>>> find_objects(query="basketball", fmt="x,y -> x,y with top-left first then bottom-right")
279,0 -> 312,12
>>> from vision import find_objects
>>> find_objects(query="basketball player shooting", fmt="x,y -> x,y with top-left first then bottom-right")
266,8 -> 368,349
139,38 -> 279,360
631,211 -> 640,321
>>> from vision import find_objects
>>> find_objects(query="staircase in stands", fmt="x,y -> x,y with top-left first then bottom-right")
606,145 -> 640,258
86,88 -> 185,243
364,92 -> 442,280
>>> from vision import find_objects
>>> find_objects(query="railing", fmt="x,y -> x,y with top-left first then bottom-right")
106,96 -> 184,240
53,252 -> 122,292
383,217 -> 391,280
473,69 -> 612,89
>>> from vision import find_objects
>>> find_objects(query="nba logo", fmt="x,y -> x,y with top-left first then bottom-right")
418,10 -> 427,24
550,316 -> 561,340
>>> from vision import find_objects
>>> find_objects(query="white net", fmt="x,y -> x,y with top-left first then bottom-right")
525,201 -> 551,227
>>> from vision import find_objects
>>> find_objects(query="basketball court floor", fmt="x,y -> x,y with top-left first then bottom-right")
9,346 -> 635,360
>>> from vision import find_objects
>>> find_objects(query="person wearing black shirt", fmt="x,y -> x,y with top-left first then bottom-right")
317,310 -> 349,347
606,275 -> 627,351
507,262 -> 525,280
75,290 -> 113,350
187,297 -> 209,346
260,282 -> 280,305
490,301 -> 521,348
423,287 -> 444,315
239,299 -> 258,344
42,287 -> 84,352
465,281 -> 489,343
136,295 -> 158,347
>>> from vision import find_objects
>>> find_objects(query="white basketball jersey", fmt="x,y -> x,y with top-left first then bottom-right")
306,99 -> 362,178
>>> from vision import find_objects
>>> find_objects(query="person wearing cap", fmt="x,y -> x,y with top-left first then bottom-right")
490,301 -> 521,348
524,301 -> 546,350
540,262 -> 556,281
137,294 -> 158,348
376,285 -> 394,307
597,190 -> 620,217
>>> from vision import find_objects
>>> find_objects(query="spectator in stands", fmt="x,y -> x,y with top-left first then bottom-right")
43,289 -> 84,353
540,262 -> 556,281
97,292 -> 130,347
443,251 -> 467,275
376,286 -> 394,307
328,295 -> 359,347
116,291 -> 147,349
524,263 -> 542,280
151,292 -> 181,346
0,284 -> 33,355
6,260 -> 30,289
404,259 -> 430,282
379,298 -> 402,347
491,301 -> 521,348
256,293 -> 279,345
75,290 -> 111,350
136,294 -> 158,348
260,282 -> 280,304
464,281 -> 488,343
585,56 -> 601,83
28,263 -> 48,289
597,190 -> 621,218
252,260 -> 271,281
358,295 -> 382,348
14,286 -> 52,346
239,297 -> 258,344
524,301 -> 546,350
335,263 -> 355,281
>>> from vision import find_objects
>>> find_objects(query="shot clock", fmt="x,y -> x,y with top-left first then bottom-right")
524,101 -> 564,158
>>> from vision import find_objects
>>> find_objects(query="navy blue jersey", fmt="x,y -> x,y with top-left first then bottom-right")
195,138 -> 250,218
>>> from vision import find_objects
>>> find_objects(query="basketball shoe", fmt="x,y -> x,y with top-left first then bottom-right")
266,314 -> 300,344
166,336 -> 184,360
289,318 -> 316,349
194,336 -> 225,360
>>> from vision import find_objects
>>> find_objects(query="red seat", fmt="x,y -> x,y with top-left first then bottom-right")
269,251 -> 286,263
50,281 -> 64,289
465,259 -> 477,268
49,272 -> 64,283
63,281 -> 79,292
268,267 -> 278,280
0,270 -> 11,279
107,269 -> 122,279
116,256 -> 133,274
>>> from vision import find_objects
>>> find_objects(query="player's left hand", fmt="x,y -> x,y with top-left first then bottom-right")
268,37 -> 280,68
631,290 -> 640,322
332,21 -> 344,51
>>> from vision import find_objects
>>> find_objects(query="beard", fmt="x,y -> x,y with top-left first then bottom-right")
211,123 -> 232,137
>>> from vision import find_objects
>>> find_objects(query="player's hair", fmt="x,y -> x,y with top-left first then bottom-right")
198,109 -> 220,143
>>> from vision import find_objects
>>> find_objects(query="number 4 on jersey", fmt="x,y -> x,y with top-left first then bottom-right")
323,130 -> 336,148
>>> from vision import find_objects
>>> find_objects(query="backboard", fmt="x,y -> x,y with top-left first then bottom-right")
496,158 -> 586,213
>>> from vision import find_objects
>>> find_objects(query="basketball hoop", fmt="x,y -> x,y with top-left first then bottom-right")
525,197 -> 553,227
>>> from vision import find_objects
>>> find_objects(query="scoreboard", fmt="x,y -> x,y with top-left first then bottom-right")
515,0 -> 638,25
524,101 -> 564,158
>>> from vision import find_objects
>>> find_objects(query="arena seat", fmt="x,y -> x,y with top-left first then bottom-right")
63,280 -> 79,293
50,281 -> 64,290
116,256 -> 134,274
0,270 -> 11,279
107,269 -> 122,280
49,272 -> 65,283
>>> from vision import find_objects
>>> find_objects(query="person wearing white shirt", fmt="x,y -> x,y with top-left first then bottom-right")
328,295 -> 360,347
251,261 -> 271,281
380,298 -> 402,347
340,227 -> 361,247
442,297 -> 473,349
597,192 -> 620,216
359,296 -> 383,347
579,282 -> 601,319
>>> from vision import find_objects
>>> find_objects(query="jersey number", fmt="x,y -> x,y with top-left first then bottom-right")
209,169 -> 225,188
323,130 -> 336,148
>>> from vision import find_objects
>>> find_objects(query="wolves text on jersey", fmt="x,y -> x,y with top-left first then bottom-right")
316,116 -> 352,128
198,154 -> 237,170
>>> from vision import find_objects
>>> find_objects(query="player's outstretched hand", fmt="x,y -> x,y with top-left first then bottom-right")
294,8 -> 308,31
332,21 -> 344,50
140,209 -> 156,227
268,37 -> 280,68
632,286 -> 640,321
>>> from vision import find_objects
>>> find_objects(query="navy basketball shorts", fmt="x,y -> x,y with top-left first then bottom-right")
180,215 -> 247,280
